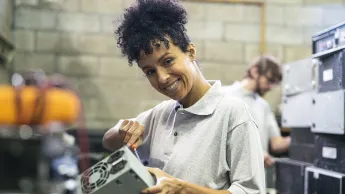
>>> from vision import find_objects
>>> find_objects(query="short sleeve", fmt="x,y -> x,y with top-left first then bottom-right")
227,121 -> 266,194
267,111 -> 281,138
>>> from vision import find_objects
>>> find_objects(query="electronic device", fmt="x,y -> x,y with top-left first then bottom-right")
314,134 -> 345,174
304,166 -> 345,194
281,58 -> 316,128
311,90 -> 345,134
78,146 -> 156,194
289,128 -> 316,163
312,21 -> 345,56
275,158 -> 312,194
313,49 -> 345,93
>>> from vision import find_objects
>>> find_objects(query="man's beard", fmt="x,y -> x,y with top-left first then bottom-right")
255,77 -> 266,97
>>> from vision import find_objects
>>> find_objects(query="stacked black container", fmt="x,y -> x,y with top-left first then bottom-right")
278,21 -> 345,194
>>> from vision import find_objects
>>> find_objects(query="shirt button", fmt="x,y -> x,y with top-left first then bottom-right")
174,132 -> 178,136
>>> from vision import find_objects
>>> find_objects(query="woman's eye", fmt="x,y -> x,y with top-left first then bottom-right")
145,69 -> 156,76
164,58 -> 174,66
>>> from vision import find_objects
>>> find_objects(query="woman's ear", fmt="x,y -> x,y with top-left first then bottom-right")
187,43 -> 196,61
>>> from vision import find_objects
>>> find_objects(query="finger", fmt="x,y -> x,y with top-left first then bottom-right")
127,125 -> 144,147
123,121 -> 139,144
120,120 -> 135,143
132,137 -> 143,148
141,185 -> 162,194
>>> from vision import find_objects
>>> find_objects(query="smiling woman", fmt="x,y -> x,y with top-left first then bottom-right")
103,0 -> 266,194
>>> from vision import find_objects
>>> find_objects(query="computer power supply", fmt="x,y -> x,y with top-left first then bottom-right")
78,146 -> 156,194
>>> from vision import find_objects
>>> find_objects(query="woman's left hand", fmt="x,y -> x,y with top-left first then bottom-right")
141,168 -> 186,194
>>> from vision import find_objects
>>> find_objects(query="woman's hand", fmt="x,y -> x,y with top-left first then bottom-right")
119,119 -> 144,148
141,168 -> 186,194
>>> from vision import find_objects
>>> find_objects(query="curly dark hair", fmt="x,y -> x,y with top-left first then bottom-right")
116,0 -> 191,65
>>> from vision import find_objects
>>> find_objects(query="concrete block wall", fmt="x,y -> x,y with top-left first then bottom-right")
0,0 -> 13,84
11,0 -> 345,129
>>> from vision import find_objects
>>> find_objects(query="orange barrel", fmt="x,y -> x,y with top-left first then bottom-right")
0,85 -> 81,125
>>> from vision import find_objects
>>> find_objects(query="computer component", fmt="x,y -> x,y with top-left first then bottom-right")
78,146 -> 156,194
275,158 -> 312,194
312,21 -> 345,56
314,134 -> 345,174
314,48 -> 345,93
311,90 -> 345,135
305,166 -> 345,194
281,58 -> 315,127
288,128 -> 316,163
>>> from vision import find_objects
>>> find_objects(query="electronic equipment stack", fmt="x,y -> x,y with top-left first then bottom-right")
279,21 -> 345,194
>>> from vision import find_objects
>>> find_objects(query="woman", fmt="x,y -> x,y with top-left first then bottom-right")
103,0 -> 265,193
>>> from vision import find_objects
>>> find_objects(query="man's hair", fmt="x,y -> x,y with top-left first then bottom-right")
115,0 -> 191,66
246,55 -> 282,83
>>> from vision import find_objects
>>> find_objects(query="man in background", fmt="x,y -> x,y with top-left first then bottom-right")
224,55 -> 291,168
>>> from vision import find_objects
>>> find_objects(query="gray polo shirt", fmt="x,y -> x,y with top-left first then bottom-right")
112,80 -> 265,194
223,82 -> 281,152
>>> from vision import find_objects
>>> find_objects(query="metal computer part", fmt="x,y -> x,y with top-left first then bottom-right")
281,58 -> 316,128
78,146 -> 155,194
311,90 -> 345,135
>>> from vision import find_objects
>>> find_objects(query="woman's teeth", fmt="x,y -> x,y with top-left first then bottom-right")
165,80 -> 179,91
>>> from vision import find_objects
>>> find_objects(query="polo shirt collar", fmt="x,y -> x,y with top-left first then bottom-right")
175,80 -> 224,116
232,81 -> 258,99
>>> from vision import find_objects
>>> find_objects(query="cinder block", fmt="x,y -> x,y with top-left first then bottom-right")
14,52 -> 56,73
266,5 -> 284,25
78,34 -> 119,55
244,43 -> 260,64
243,5 -> 261,23
303,27 -> 325,45
14,29 -> 35,51
57,13 -> 100,33
100,14 -> 120,34
266,0 -> 303,4
221,64 -> 248,83
44,0 -> 80,11
99,57 -> 142,79
57,55 -> 100,76
225,24 -> 260,43
80,0 -> 124,14
322,6 -> 345,26
284,45 -> 312,63
36,31 -> 59,52
204,4 -> 244,22
59,33 -> 82,53
181,1 -> 205,20
15,7 -> 57,29
192,40 -> 205,60
200,61 -> 247,83
0,26 -> 12,42
204,40 -> 243,63
5,0 -> 13,26
265,44 -> 285,63
123,0 -> 135,9
15,0 -> 39,6
186,21 -> 223,40
266,26 -> 304,45
73,77 -> 106,98
263,85 -> 282,113
199,61 -> 226,81
304,0 -> 343,4
0,69 -> 9,84
284,6 -> 323,27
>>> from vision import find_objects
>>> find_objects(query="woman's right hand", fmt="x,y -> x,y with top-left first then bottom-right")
119,119 -> 145,148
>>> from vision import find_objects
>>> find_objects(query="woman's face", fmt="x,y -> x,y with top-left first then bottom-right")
137,40 -> 198,102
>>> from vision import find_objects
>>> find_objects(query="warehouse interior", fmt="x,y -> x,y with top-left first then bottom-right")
1,0 -> 345,194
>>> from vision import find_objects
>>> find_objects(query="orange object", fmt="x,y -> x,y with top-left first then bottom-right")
0,85 -> 81,125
